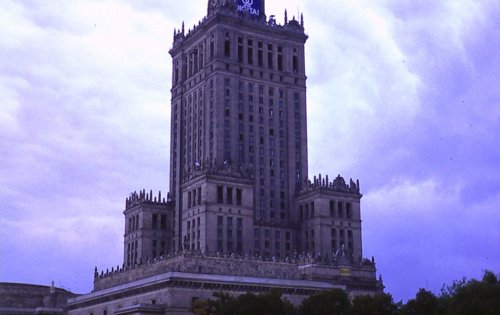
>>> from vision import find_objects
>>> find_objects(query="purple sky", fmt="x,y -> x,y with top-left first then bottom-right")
1,0 -> 499,302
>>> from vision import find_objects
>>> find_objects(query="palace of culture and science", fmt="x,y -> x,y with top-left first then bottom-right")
61,1 -> 383,314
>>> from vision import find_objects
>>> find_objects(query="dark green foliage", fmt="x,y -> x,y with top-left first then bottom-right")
232,290 -> 293,315
444,271 -> 500,315
190,290 -> 293,315
402,289 -> 444,315
402,270 -> 500,315
190,270 -> 499,315
350,293 -> 398,315
298,288 -> 350,315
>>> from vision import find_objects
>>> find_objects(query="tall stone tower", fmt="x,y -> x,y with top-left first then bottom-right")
72,3 -> 382,313
169,0 -> 309,257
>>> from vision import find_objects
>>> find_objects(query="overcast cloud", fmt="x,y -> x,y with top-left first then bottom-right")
1,0 -> 499,302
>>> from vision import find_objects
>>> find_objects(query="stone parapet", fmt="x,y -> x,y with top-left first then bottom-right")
299,174 -> 361,195
93,252 -> 380,294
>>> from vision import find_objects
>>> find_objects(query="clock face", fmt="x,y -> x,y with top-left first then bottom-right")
237,0 -> 262,16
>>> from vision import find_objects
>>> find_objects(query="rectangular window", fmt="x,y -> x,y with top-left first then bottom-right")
293,55 -> 298,73
161,215 -> 166,229
346,203 -> 352,219
236,188 -> 242,205
267,44 -> 273,69
227,187 -> 233,204
217,186 -> 224,203
278,54 -> 283,71
238,43 -> 243,62
224,39 -> 230,58
247,43 -> 253,64
152,214 -> 158,229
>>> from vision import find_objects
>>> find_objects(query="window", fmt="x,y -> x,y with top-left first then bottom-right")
227,187 -> 233,204
346,203 -> 352,219
267,44 -> 273,68
217,186 -> 224,203
247,39 -> 253,64
224,39 -> 230,58
152,214 -> 158,229
161,215 -> 166,229
238,36 -> 243,59
293,55 -> 298,73
277,46 -> 283,71
236,188 -> 242,205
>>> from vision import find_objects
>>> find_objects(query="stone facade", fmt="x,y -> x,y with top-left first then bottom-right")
169,0 -> 308,257
123,190 -> 174,267
67,1 -> 384,314
67,252 -> 380,314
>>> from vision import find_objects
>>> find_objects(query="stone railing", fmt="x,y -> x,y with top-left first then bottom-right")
93,250 -> 377,291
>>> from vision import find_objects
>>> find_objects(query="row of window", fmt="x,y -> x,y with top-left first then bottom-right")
216,215 -> 243,253
127,214 -> 139,233
299,202 -> 315,220
330,201 -> 353,219
187,187 -> 202,208
151,239 -> 166,258
185,216 -> 201,250
174,32 -> 302,86
126,240 -> 138,266
217,186 -> 243,205
151,213 -> 168,230
299,200 -> 354,220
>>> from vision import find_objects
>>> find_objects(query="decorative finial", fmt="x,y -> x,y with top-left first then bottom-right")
182,21 -> 185,35
284,9 -> 288,24
300,13 -> 304,28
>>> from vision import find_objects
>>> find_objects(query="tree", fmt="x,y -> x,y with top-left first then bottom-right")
403,288 -> 443,315
299,288 -> 350,315
191,290 -> 293,315
191,298 -> 212,315
445,270 -> 500,315
232,290 -> 293,315
350,293 -> 398,315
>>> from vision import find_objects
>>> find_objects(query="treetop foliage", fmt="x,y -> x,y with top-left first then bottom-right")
191,270 -> 499,315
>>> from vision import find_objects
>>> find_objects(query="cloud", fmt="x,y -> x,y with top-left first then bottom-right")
0,0 -> 174,290
363,177 -> 500,301
1,0 -> 499,301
